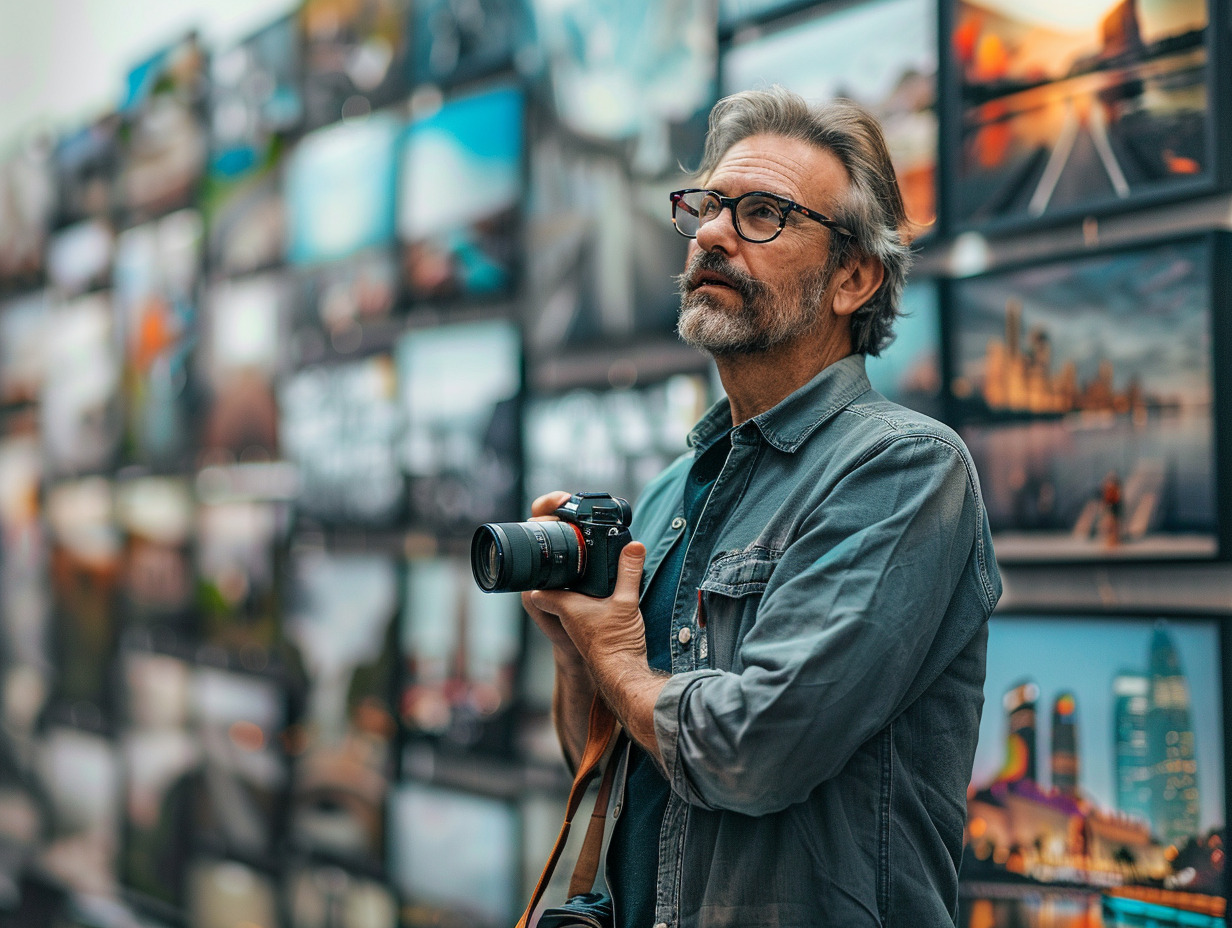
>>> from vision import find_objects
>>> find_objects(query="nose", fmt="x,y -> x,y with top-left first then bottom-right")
693,201 -> 739,256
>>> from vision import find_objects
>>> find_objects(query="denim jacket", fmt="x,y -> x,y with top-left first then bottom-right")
622,354 -> 1002,928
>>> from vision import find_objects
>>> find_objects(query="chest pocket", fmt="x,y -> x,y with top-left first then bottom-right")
697,546 -> 780,672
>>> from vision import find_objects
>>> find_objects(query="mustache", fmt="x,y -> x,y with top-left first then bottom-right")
674,251 -> 766,303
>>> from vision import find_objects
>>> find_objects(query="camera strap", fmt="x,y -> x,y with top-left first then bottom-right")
517,693 -> 624,928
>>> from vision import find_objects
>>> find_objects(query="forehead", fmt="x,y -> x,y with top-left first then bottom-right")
704,133 -> 849,207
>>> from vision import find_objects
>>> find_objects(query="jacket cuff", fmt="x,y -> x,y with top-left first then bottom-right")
653,669 -> 723,807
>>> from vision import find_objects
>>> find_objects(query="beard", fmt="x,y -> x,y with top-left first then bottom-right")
674,250 -> 832,356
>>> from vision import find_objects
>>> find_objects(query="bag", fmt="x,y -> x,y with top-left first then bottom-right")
536,891 -> 614,928
516,695 -> 623,928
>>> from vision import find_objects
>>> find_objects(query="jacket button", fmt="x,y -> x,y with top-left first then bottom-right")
670,517 -> 686,530
677,626 -> 692,646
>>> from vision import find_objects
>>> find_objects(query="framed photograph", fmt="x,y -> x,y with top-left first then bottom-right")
948,0 -> 1227,231
36,725 -> 122,898
114,476 -> 197,636
200,272 -> 290,465
0,291 -> 50,408
112,210 -> 204,471
0,139 -> 55,289
524,370 -> 715,508
195,499 -> 288,658
0,423 -> 50,733
284,114 -> 401,268
397,84 -> 525,303
527,0 -> 717,178
399,555 -> 523,756
44,478 -> 122,721
117,34 -> 210,222
278,355 -> 405,528
961,611 -> 1228,927
410,0 -> 530,87
721,0 -> 939,234
389,779 -> 522,928
39,293 -> 123,477
204,13 -> 303,278
46,219 -> 114,299
52,116 -> 121,229
189,665 -> 290,863
523,123 -> 689,355
283,546 -> 400,869
946,234 -> 1226,563
299,0 -> 410,130
397,318 -> 522,535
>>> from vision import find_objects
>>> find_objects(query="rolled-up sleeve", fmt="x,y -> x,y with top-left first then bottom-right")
652,433 -> 983,815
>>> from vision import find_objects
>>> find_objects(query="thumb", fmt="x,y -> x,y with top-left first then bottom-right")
615,541 -> 647,596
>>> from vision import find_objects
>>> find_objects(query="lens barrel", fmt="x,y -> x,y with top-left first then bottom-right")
470,520 -> 586,593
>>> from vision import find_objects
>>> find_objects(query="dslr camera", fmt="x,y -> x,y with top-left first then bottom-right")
471,492 -> 633,598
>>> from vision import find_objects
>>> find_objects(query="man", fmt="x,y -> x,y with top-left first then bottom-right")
526,87 -> 1002,928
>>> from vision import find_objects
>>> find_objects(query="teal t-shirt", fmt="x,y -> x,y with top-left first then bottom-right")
608,432 -> 729,928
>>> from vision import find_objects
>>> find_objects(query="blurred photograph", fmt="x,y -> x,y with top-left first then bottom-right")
299,0 -> 410,129
963,614 -> 1225,927
400,556 -> 522,754
117,34 -> 210,221
0,138 -> 55,287
389,781 -> 520,928
952,0 -> 1211,227
114,477 -> 197,634
398,84 -> 524,302
279,355 -> 405,527
528,0 -> 716,177
949,237 -> 1218,561
410,0 -> 530,86
45,219 -> 114,299
397,318 -> 521,533
525,371 -> 714,506
112,210 -> 204,469
284,548 -> 399,866
39,293 -> 123,477
0,292 -> 50,408
44,479 -> 121,718
524,125 -> 688,354
195,499 -> 287,657
200,273 -> 288,464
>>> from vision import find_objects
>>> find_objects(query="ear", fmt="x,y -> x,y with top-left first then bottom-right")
831,252 -> 885,319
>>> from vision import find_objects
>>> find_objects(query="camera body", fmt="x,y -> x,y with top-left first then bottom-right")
470,492 -> 633,597
552,492 -> 634,597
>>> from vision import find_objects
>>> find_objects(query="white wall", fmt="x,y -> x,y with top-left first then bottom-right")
0,0 -> 297,148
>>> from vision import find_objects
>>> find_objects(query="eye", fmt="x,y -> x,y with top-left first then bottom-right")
698,195 -> 722,219
740,196 -> 786,225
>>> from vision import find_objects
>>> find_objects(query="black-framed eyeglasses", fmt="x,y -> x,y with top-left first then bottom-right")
669,188 -> 853,243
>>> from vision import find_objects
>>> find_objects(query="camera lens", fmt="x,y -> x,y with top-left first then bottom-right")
470,521 -> 586,593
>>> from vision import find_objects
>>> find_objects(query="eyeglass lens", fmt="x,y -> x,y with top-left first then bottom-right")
675,191 -> 787,242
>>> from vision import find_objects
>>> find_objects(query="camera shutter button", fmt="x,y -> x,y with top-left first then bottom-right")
670,517 -> 686,530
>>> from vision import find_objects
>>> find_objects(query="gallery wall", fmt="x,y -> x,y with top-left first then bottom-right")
0,1 -> 1230,927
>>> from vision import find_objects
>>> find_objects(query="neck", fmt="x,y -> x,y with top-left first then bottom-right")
714,322 -> 853,426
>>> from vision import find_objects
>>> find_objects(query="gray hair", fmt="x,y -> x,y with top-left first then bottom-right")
695,87 -> 914,356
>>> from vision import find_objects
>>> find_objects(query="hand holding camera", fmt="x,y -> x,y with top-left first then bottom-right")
471,492 -> 634,598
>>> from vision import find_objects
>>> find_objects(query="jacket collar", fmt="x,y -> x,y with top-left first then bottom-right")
688,354 -> 871,454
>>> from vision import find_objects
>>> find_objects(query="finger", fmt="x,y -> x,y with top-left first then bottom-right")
531,491 -> 573,518
614,541 -> 647,599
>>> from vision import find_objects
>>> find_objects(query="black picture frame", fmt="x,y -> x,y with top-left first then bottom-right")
942,230 -> 1231,566
960,607 -> 1231,928
941,0 -> 1231,235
